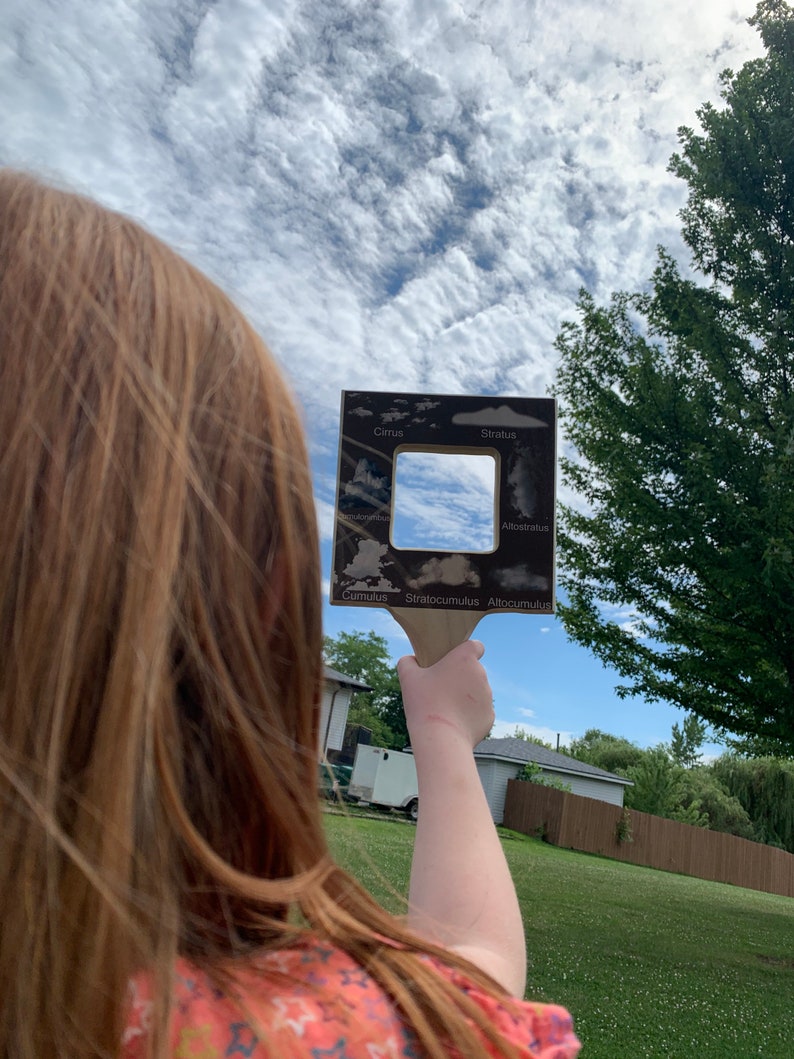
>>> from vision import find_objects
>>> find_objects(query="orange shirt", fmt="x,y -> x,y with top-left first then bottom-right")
123,937 -> 580,1058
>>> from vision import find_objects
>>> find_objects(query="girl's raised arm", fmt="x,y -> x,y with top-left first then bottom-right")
398,641 -> 527,997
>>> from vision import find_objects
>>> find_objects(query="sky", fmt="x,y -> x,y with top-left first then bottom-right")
2,0 -> 765,755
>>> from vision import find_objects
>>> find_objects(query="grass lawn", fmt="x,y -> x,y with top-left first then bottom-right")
325,812 -> 794,1058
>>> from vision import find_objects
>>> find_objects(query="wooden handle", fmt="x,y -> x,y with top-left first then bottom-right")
388,608 -> 484,667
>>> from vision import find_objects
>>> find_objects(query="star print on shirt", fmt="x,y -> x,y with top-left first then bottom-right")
174,1024 -> 216,1059
226,1022 -> 258,1057
310,1039 -> 348,1059
271,995 -> 316,1037
123,944 -> 580,1058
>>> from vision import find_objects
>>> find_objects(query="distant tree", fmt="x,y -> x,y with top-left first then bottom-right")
623,747 -> 680,815
323,630 -> 407,749
344,698 -> 396,751
553,1 -> 794,751
669,801 -> 710,829
678,768 -> 759,841
509,726 -> 553,748
624,747 -> 708,826
371,668 -> 408,750
712,754 -> 794,852
722,731 -> 794,758
566,729 -> 645,776
567,724 -> 791,845
669,714 -> 708,768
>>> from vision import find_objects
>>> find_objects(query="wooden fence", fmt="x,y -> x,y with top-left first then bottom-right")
503,780 -> 794,899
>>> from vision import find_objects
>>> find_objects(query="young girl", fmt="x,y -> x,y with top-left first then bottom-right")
0,171 -> 579,1059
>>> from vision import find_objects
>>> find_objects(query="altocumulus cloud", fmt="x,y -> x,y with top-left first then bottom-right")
0,0 -> 762,537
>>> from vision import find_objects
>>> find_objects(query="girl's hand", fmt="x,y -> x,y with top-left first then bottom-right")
397,640 -> 494,750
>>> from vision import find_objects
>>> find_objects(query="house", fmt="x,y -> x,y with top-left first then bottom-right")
473,738 -> 632,824
319,666 -> 372,757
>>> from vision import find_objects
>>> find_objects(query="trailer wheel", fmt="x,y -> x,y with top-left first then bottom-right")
406,798 -> 419,822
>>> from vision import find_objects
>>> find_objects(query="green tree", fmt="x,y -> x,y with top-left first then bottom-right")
624,747 -> 708,826
566,729 -> 645,775
344,697 -> 396,751
509,726 -> 553,748
372,669 -> 407,749
678,767 -> 759,841
669,714 -> 708,768
553,1 -> 794,751
323,630 -> 407,749
623,747 -> 679,815
712,754 -> 794,852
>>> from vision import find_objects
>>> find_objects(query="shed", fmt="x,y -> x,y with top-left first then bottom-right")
319,666 -> 372,757
473,738 -> 632,824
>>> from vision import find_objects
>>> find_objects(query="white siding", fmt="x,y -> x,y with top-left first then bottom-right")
476,760 -> 495,812
318,685 -> 352,756
475,757 -> 628,821
538,768 -> 625,807
476,760 -> 521,823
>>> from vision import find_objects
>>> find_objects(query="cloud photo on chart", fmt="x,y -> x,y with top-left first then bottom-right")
407,554 -> 482,590
340,539 -> 401,593
492,564 -> 549,592
451,405 -> 549,429
341,458 -> 391,509
342,540 -> 390,581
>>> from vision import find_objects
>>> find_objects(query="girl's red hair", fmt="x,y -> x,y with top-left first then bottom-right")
0,171 -> 519,1059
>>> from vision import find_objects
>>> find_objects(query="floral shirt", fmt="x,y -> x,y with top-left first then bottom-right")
123,938 -> 580,1058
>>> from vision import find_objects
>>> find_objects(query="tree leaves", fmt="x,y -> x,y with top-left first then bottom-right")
322,630 -> 408,749
554,2 -> 794,749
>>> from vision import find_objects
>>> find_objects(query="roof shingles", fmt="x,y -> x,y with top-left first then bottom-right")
473,738 -> 631,786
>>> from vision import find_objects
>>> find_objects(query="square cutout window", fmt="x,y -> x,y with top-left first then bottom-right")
391,450 -> 497,553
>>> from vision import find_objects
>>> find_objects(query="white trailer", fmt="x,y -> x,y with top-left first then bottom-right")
348,745 -> 419,820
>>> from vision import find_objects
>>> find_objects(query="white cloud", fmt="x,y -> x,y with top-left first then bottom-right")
1,0 -> 764,579
490,719 -> 574,748
598,602 -> 653,640
393,450 -> 496,552
315,497 -> 337,542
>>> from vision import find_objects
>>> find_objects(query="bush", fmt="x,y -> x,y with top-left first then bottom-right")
516,762 -> 572,793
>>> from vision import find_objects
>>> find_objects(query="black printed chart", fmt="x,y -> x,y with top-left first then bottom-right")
331,391 -> 556,616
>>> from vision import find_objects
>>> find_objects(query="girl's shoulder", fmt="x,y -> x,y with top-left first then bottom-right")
123,938 -> 580,1058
